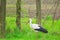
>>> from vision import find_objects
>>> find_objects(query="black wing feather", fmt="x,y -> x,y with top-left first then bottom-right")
35,26 -> 48,33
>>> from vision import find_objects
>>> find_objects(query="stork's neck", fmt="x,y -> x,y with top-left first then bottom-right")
29,20 -> 32,25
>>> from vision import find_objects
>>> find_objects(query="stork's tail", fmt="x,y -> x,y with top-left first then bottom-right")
35,27 -> 48,33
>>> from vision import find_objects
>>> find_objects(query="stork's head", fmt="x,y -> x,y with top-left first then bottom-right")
26,18 -> 32,24
29,18 -> 32,22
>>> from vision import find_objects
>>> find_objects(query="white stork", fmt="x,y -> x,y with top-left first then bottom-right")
29,18 -> 48,33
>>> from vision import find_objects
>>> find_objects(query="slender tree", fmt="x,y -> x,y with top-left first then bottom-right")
16,0 -> 21,30
36,0 -> 41,25
0,0 -> 6,38
36,0 -> 41,40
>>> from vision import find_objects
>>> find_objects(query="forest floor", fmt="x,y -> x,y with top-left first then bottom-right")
0,17 -> 60,40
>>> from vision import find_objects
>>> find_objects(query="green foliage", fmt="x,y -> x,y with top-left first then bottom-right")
1,17 -> 60,40
45,15 -> 52,20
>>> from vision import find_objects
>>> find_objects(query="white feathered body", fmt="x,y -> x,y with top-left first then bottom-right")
29,18 -> 40,29
30,24 -> 40,29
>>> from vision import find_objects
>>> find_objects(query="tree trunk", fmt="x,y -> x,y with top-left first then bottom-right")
36,0 -> 41,25
0,0 -> 6,38
16,0 -> 21,30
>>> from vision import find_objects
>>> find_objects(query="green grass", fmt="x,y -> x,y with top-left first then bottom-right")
0,17 -> 59,40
